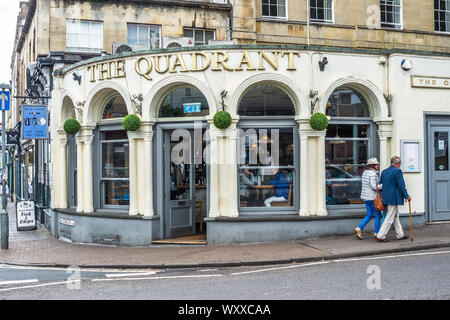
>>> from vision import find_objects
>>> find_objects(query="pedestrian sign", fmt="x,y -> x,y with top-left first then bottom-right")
0,91 -> 10,111
22,105 -> 48,139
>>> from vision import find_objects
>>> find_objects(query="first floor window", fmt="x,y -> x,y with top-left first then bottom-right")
183,28 -> 215,46
238,127 -> 295,209
435,0 -> 450,32
380,0 -> 402,29
262,0 -> 287,19
66,19 -> 103,52
127,24 -> 161,49
101,130 -> 129,206
310,0 -> 333,23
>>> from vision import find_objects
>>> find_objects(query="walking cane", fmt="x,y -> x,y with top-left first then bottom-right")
409,199 -> 413,242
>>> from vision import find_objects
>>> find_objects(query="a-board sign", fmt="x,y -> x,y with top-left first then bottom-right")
16,200 -> 37,231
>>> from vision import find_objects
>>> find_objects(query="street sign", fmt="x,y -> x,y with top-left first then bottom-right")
22,105 -> 48,139
0,91 -> 10,111
6,130 -> 20,146
16,200 -> 37,231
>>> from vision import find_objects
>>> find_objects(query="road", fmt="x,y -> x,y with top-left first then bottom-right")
0,249 -> 449,301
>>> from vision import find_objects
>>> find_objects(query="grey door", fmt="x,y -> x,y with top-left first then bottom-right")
429,126 -> 450,221
163,129 -> 196,238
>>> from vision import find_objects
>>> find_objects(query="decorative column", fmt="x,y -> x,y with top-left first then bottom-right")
128,132 -> 138,216
377,120 -> 394,170
83,132 -> 94,213
316,132 -> 328,216
224,124 -> 239,217
208,126 -> 220,218
76,136 -> 84,213
57,130 -> 68,209
299,133 -> 309,216
142,123 -> 155,216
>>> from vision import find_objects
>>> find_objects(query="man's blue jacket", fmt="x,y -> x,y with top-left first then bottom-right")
380,165 -> 410,205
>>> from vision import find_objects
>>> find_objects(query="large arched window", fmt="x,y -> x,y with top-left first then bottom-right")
325,86 -> 378,207
158,86 -> 209,118
96,95 -> 129,208
237,84 -> 297,213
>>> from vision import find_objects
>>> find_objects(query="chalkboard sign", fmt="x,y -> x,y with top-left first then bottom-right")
16,200 -> 37,231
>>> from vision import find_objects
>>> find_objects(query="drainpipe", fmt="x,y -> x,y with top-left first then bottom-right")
306,0 -> 310,46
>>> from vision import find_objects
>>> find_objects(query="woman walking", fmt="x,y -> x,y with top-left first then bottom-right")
354,158 -> 383,240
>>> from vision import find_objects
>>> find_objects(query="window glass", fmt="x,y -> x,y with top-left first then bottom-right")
262,0 -> 287,18
239,128 -> 295,208
435,0 -> 450,32
380,0 -> 402,29
238,85 -> 295,117
102,96 -> 128,119
101,130 -> 129,206
66,19 -> 103,52
325,87 -> 373,206
183,28 -> 215,45
159,87 -> 209,118
127,24 -> 161,49
435,132 -> 449,171
326,87 -> 370,118
310,0 -> 333,23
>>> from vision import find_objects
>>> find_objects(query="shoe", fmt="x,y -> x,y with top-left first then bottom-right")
374,233 -> 378,239
376,237 -> 389,242
354,227 -> 363,240
397,234 -> 409,240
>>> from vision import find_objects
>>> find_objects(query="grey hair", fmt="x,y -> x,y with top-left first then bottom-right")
391,156 -> 401,165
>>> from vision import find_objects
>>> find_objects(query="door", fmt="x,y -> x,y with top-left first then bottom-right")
429,126 -> 450,221
163,128 -> 206,238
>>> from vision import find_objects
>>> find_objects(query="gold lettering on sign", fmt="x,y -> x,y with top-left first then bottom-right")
114,60 -> 126,78
170,53 -> 188,73
282,52 -> 300,71
258,51 -> 279,71
135,57 -> 153,81
97,62 -> 111,81
235,50 -> 256,71
87,65 -> 96,82
212,52 -> 233,71
154,55 -> 170,74
191,52 -> 211,72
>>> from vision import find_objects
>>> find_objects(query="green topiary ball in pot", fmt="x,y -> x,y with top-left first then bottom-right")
63,118 -> 81,135
213,110 -> 232,129
309,112 -> 329,131
122,114 -> 141,132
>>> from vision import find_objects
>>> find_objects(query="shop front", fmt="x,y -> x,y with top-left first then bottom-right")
46,45 -> 448,246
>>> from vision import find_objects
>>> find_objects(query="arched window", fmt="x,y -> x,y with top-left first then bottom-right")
102,95 -> 127,119
325,86 -> 377,207
238,84 -> 295,117
158,86 -> 209,118
237,84 -> 297,213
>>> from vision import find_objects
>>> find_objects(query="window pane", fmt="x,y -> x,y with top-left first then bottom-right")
103,180 -> 129,206
262,4 -> 269,16
102,96 -> 128,119
102,141 -> 129,178
325,139 -> 368,205
183,29 -> 193,38
326,87 -> 370,118
127,25 -> 138,45
238,85 -> 295,117
159,87 -> 210,118
435,132 -> 449,171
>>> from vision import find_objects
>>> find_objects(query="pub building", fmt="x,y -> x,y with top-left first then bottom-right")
49,45 -> 450,245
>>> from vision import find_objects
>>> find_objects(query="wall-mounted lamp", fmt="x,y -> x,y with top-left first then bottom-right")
319,57 -> 328,71
73,72 -> 81,85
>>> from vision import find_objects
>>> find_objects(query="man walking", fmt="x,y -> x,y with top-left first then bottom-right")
376,156 -> 410,242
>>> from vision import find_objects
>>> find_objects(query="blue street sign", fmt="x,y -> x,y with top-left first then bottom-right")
183,102 -> 201,113
0,91 -> 10,111
22,105 -> 48,139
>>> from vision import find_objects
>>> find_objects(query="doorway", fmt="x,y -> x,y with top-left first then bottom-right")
158,124 -> 208,241
427,117 -> 450,222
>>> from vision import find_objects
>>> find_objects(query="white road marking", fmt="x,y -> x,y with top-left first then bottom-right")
105,271 -> 158,278
331,250 -> 450,263
0,279 -> 39,286
230,261 -> 329,276
92,274 -> 223,282
0,280 -> 80,292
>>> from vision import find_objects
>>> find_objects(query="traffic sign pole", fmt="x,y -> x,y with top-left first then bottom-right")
1,83 -> 11,250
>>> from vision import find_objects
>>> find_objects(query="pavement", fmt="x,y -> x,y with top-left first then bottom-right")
1,199 -> 450,269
